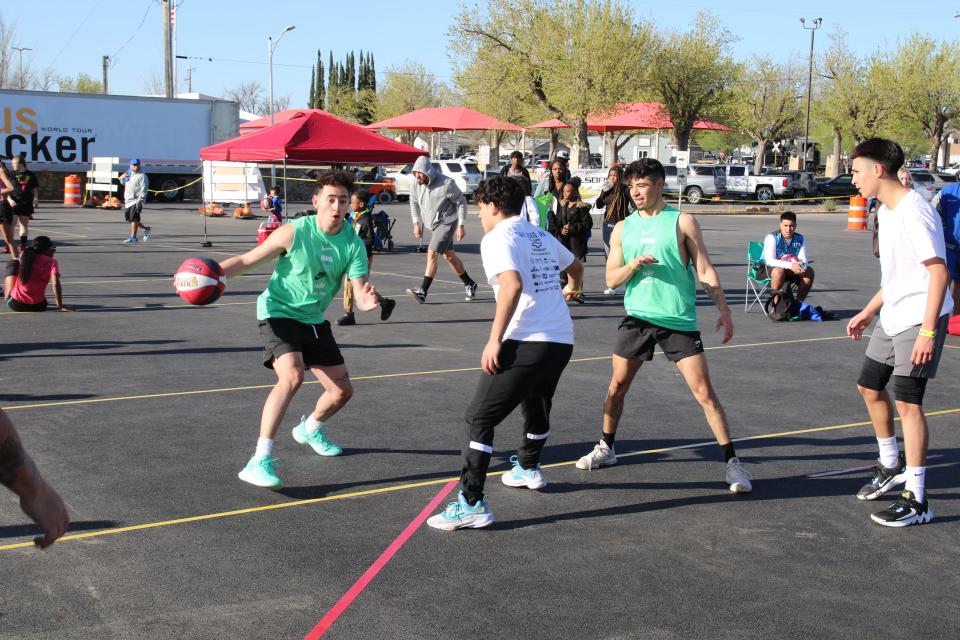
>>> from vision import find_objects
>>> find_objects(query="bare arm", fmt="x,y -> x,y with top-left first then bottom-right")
219,223 -> 294,278
847,288 -> 884,340
50,272 -> 72,311
481,270 -> 522,375
680,213 -> 733,343
0,409 -> 69,548
910,258 -> 950,364
349,275 -> 380,312
604,221 -> 657,289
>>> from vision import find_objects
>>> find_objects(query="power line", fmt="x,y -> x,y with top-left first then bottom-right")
49,0 -> 106,67
176,54 -> 458,80
110,2 -> 154,67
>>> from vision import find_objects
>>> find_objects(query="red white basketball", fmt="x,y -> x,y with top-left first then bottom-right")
781,253 -> 799,263
174,257 -> 225,305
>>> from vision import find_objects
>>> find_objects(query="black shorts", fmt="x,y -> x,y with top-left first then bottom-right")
124,203 -> 143,223
0,200 -> 12,224
11,202 -> 34,219
613,316 -> 704,363
258,317 -> 344,369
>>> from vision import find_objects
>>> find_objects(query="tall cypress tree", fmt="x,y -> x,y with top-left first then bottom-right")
308,65 -> 316,108
346,52 -> 355,92
315,50 -> 325,110
368,53 -> 376,93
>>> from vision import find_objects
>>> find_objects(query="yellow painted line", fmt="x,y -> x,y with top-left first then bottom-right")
0,336 -> 847,412
1,407 -> 955,552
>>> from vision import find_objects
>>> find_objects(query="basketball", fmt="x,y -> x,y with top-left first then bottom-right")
781,253 -> 798,263
174,257 -> 225,305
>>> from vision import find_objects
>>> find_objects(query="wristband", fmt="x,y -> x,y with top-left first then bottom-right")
919,328 -> 936,338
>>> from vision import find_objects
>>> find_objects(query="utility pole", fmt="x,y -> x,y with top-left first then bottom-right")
102,55 -> 109,94
186,65 -> 193,93
800,17 -> 822,172
162,0 -> 173,97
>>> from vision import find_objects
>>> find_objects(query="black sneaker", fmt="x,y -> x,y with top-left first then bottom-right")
406,288 -> 427,304
335,312 -> 356,326
870,490 -> 932,527
380,297 -> 396,321
465,282 -> 478,301
857,453 -> 906,501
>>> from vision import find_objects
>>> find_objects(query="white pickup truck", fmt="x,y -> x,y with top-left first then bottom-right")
721,165 -> 792,202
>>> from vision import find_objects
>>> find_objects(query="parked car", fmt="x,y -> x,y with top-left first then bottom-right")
385,160 -> 482,201
721,164 -> 792,201
662,164 -> 726,204
912,170 -> 958,194
907,171 -> 938,201
764,170 -> 818,198
815,173 -> 860,197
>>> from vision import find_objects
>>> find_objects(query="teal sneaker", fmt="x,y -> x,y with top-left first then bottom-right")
427,491 -> 495,530
501,455 -> 547,490
292,416 -> 343,456
238,455 -> 281,489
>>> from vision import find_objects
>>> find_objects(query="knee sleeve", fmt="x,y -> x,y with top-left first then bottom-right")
857,357 -> 893,391
893,375 -> 927,405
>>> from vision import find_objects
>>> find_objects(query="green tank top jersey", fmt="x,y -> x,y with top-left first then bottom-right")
621,206 -> 698,331
257,215 -> 368,324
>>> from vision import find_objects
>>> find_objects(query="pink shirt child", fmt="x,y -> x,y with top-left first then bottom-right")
11,254 -> 58,305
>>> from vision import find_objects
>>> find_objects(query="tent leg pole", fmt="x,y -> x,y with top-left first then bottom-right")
201,199 -> 212,248
283,158 -> 287,207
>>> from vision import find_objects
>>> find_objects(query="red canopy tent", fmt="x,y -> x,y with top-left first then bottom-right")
366,106 -> 522,132
238,109 -> 329,135
527,103 -> 730,132
201,110 -> 427,164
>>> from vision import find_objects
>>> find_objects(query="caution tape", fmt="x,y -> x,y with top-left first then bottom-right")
148,175 -> 203,195
674,192 -> 854,205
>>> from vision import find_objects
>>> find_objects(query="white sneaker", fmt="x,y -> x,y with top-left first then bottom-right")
501,455 -> 547,489
576,440 -> 617,470
603,288 -> 624,296
725,457 -> 752,493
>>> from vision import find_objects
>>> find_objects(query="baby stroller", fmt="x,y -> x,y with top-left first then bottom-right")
363,194 -> 395,252
372,211 -> 395,252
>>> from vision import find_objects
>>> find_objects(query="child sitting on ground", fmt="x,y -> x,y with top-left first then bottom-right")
4,236 -> 73,312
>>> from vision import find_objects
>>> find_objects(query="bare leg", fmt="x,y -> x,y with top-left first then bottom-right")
258,352 -> 305,439
443,249 -> 465,276
3,273 -> 14,299
857,385 -> 895,439
16,216 -> 28,243
307,363 -> 354,422
0,221 -> 14,254
769,266 -> 786,291
674,354 -> 733,445
130,221 -> 138,238
602,354 -> 644,436
796,266 -> 814,301
895,400 -> 928,467
424,249 -> 439,278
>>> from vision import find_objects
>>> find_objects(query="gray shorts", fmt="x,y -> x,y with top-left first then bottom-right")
428,217 -> 458,252
864,314 -> 949,378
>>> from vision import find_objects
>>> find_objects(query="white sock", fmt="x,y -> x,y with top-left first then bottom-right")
305,415 -> 323,434
877,436 -> 899,468
904,466 -> 926,502
254,437 -> 273,459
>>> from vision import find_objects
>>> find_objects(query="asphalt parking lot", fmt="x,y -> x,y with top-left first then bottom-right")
1,201 -> 957,639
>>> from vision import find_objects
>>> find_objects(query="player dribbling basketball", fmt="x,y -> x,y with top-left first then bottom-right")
218,170 -> 386,489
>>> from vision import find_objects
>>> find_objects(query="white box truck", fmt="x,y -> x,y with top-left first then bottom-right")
0,89 -> 239,201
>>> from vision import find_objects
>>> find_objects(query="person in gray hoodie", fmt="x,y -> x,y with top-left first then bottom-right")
406,155 -> 479,302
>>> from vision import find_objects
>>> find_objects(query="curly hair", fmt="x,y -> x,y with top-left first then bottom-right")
314,169 -> 355,195
474,176 -> 525,215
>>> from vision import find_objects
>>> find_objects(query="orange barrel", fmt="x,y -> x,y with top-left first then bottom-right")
63,174 -> 82,206
847,196 -> 867,230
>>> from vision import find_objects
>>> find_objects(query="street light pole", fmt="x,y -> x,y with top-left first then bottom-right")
800,17 -> 822,172
12,47 -> 32,89
267,25 -> 295,186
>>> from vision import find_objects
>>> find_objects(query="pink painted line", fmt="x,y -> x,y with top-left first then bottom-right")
304,479 -> 459,640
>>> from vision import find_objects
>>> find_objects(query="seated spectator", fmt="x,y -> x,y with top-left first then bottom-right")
763,211 -> 814,300
3,236 -> 72,312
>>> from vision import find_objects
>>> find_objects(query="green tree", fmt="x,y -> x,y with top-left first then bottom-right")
732,56 -> 804,174
451,0 -> 655,167
376,61 -> 446,144
308,65 -> 316,109
887,34 -> 960,170
816,31 -> 894,175
315,51 -> 325,110
649,12 -> 739,152
58,72 -> 103,94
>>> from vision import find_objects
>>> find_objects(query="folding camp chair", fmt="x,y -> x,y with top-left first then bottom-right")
745,241 -> 771,313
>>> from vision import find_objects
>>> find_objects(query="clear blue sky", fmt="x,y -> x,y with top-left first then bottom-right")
5,0 -> 958,113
